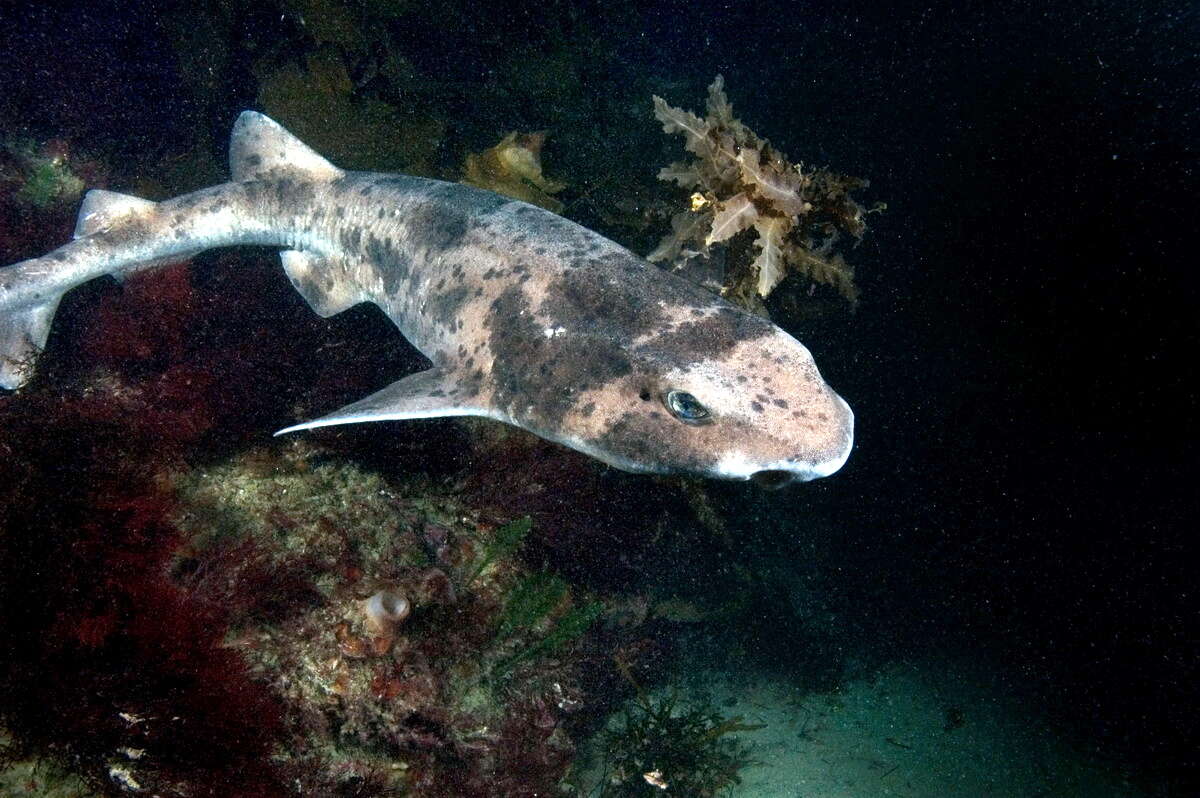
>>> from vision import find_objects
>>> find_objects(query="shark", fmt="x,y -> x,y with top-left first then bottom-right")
0,112 -> 853,486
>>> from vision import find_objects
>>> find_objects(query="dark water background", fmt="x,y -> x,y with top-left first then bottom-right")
1,0 -> 1196,792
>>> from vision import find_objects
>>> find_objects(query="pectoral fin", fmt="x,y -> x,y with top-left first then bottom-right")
280,250 -> 363,318
275,367 -> 490,435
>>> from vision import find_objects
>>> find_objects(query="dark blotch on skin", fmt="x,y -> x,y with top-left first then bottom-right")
457,369 -> 485,398
636,306 -> 774,366
364,234 -> 412,295
430,285 -> 471,329
542,262 -> 681,341
589,412 -> 713,474
401,181 -> 509,253
274,178 -> 315,207
407,202 -> 468,251
489,286 -> 632,427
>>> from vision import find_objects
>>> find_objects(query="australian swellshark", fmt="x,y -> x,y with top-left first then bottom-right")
0,112 -> 853,485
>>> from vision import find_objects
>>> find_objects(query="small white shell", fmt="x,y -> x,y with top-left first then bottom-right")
364,590 -> 410,634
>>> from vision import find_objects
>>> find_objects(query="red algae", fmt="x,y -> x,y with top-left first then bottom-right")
0,397 -> 292,795
83,263 -> 199,370
0,160 -> 691,797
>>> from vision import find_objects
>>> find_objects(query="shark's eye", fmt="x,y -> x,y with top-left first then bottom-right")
664,390 -> 712,425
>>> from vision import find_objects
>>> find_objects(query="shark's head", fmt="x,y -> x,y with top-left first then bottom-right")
552,310 -> 855,487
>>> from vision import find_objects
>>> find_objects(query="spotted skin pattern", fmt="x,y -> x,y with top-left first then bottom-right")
0,113 -> 853,484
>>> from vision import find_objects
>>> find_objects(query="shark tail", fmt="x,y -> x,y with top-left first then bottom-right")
0,189 -> 160,389
0,110 -> 344,390
0,291 -> 62,389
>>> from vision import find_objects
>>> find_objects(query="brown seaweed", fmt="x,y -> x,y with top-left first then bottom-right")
650,76 -> 882,308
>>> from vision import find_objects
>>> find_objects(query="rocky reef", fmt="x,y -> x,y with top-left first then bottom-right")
0,190 -> 742,795
0,16 -> 856,793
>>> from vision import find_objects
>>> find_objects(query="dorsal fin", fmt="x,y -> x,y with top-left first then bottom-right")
74,190 -> 157,239
229,111 -> 343,183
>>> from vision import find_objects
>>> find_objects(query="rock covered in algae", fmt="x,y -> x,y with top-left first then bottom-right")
256,49 -> 444,173
166,441 -> 603,795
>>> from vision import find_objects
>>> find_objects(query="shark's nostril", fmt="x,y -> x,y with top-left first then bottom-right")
750,469 -> 794,489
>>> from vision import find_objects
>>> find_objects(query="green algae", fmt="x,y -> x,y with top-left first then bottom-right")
13,154 -> 84,208
596,683 -> 761,798
0,729 -> 97,798
465,515 -> 532,588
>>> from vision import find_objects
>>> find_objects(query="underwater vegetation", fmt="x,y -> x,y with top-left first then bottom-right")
3,142 -> 85,209
593,658 -> 761,797
649,76 -> 882,310
462,131 -> 566,213
256,48 -> 445,174
0,10 -> 868,793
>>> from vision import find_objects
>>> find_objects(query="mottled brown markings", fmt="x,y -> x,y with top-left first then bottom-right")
95,215 -> 153,249
588,412 -> 714,474
637,306 -> 774,364
488,285 -> 632,427
541,263 -> 676,341
429,285 -> 471,329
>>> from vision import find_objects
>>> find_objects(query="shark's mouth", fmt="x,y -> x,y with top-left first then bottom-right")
750,469 -> 796,489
